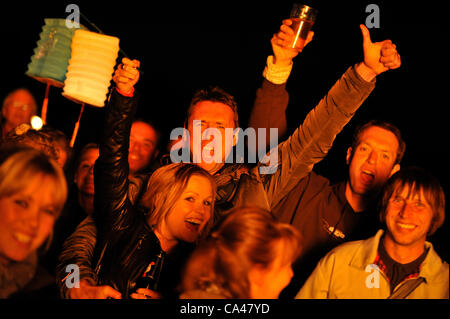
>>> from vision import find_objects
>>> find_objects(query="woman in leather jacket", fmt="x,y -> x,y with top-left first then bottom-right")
91,59 -> 216,299
94,162 -> 216,299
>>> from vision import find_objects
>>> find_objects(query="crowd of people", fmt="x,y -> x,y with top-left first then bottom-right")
0,17 -> 448,300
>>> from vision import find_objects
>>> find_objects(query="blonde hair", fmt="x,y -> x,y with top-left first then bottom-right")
0,146 -> 68,217
141,163 -> 216,239
181,207 -> 302,298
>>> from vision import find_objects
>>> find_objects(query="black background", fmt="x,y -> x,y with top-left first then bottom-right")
1,0 -> 448,261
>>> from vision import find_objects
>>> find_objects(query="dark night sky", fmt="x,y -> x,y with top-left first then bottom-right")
1,0 -> 448,260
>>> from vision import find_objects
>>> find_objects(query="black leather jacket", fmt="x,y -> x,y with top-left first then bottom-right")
92,89 -> 192,298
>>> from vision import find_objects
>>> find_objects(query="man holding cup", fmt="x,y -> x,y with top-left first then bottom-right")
249,14 -> 402,298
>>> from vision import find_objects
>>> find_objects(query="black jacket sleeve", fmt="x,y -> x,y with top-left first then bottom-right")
93,89 -> 139,242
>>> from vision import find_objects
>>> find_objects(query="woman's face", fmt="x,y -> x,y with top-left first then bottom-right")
164,175 -> 214,244
0,174 -> 58,263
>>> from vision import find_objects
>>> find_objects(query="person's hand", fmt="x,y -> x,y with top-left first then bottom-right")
357,24 -> 401,81
271,19 -> 314,66
130,288 -> 162,299
68,279 -> 122,299
113,57 -> 141,94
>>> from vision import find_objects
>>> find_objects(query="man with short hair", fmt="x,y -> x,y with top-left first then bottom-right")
128,119 -> 160,175
296,167 -> 448,299
1,88 -> 37,139
167,21 -> 399,218
248,21 -> 404,298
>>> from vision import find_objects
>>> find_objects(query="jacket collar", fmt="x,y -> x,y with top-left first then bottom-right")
349,229 -> 447,283
334,180 -> 351,208
416,241 -> 447,284
349,229 -> 384,269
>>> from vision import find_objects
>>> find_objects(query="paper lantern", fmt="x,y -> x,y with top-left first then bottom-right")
26,18 -> 82,87
62,30 -> 120,107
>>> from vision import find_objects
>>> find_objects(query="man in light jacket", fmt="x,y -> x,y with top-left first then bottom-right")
296,166 -> 448,299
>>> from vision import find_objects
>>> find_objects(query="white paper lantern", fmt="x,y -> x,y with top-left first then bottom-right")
62,30 -> 119,107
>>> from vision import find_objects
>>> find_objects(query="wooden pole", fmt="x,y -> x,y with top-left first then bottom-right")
69,103 -> 85,148
41,82 -> 50,125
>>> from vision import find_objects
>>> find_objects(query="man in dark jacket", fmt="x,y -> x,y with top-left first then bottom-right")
248,20 -> 404,298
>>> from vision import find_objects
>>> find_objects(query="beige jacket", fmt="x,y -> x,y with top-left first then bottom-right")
296,230 -> 449,299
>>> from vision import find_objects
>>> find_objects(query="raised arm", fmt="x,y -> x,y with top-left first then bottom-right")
249,20 -> 314,152
93,58 -> 141,234
261,25 -> 401,208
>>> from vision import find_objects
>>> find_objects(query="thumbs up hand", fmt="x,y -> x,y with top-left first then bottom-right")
359,24 -> 401,79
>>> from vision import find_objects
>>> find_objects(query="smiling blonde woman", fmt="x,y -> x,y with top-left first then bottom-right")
0,146 -> 67,298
